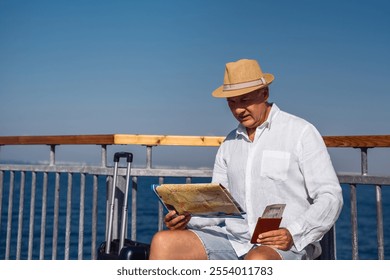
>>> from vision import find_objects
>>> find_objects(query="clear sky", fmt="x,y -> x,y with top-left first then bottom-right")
1,0 -> 389,173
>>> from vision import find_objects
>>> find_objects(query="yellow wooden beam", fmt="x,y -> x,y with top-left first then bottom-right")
113,134 -> 225,146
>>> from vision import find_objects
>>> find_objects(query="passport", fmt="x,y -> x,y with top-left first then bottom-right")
250,204 -> 286,244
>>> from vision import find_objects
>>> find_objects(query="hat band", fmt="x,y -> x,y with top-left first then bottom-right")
223,77 -> 266,91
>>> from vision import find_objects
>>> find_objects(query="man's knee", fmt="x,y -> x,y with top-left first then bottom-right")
149,229 -> 207,260
149,230 -> 171,259
150,230 -> 172,251
244,246 -> 282,260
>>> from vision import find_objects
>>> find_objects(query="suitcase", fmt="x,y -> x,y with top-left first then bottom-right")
97,152 -> 150,260
98,239 -> 150,260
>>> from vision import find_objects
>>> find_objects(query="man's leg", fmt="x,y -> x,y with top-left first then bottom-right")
244,246 -> 282,260
149,229 -> 207,260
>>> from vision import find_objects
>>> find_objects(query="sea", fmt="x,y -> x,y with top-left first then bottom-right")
0,172 -> 389,260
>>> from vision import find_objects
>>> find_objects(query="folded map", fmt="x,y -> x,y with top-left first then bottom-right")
152,183 -> 245,218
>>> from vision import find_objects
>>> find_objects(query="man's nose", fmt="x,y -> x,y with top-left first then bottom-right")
233,106 -> 246,115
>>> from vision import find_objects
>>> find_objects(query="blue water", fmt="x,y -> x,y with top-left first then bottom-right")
1,172 -> 389,260
335,184 -> 390,259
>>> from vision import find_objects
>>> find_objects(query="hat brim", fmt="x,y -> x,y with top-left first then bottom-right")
212,73 -> 274,98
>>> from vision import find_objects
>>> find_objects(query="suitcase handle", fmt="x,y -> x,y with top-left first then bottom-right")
106,152 -> 133,255
114,152 -> 133,163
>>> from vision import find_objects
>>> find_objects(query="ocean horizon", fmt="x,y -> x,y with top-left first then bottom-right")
1,172 -> 389,260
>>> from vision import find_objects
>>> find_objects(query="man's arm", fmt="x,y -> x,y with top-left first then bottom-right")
287,124 -> 343,251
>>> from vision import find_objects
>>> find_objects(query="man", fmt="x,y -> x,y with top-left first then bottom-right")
149,58 -> 343,260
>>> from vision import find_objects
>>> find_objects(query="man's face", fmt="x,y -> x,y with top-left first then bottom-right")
227,88 -> 268,129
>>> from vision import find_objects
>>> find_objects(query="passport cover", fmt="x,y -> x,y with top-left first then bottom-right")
250,217 -> 282,244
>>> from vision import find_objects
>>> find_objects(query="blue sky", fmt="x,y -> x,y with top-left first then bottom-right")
1,0 -> 390,172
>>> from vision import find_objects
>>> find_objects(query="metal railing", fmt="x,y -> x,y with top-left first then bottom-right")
0,134 -> 389,260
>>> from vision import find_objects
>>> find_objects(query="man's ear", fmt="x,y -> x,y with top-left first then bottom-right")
263,87 -> 269,100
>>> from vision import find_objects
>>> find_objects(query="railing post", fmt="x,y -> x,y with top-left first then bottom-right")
146,146 -> 153,169
49,145 -> 56,166
376,185 -> 384,260
360,147 -> 368,175
78,173 -> 86,260
91,175 -> 99,260
0,169 -> 3,246
350,183 -> 359,259
5,171 -> 15,259
158,177 -> 164,231
131,176 -> 137,241
16,171 -> 26,260
39,172 -> 48,260
52,169 -> 61,260
27,171 -> 36,260
101,145 -> 107,167
65,172 -> 72,260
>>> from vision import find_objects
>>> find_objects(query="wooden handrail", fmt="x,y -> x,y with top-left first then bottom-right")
323,135 -> 390,148
113,134 -> 225,146
0,134 -> 225,146
0,135 -> 116,145
0,134 -> 390,148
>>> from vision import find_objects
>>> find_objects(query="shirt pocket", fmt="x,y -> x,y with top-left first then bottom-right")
260,150 -> 291,181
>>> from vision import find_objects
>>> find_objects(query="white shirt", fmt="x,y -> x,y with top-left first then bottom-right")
190,103 -> 343,258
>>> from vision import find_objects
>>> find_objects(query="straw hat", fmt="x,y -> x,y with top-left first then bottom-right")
212,59 -> 274,98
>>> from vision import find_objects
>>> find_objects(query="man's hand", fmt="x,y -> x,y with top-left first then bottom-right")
256,228 -> 293,251
164,210 -> 191,230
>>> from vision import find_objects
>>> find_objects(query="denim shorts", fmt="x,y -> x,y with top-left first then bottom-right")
189,226 -> 311,260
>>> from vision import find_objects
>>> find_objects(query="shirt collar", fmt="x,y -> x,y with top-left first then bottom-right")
236,103 -> 280,138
